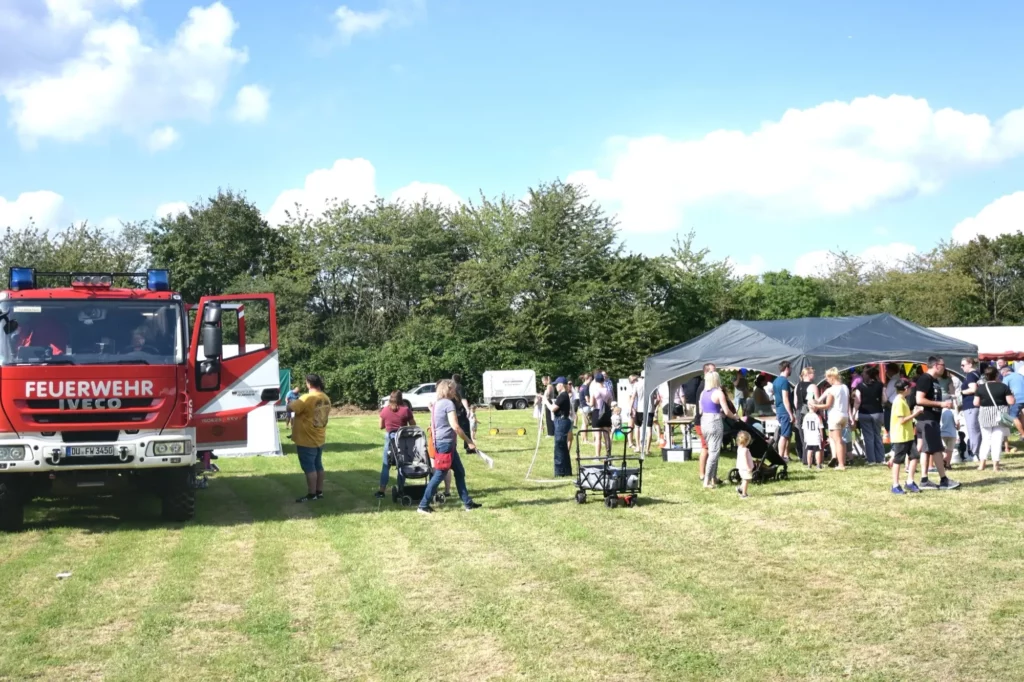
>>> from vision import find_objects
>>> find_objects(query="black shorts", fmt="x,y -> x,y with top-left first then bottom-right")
891,441 -> 913,465
633,413 -> 654,427
915,420 -> 943,454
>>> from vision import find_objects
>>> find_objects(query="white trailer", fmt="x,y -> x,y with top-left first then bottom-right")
483,369 -> 538,410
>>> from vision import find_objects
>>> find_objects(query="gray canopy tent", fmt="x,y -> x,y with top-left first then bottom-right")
640,314 -> 978,444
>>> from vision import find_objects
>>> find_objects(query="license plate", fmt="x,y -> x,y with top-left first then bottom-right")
65,445 -> 116,457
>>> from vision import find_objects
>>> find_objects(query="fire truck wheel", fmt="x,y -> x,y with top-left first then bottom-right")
161,468 -> 196,522
0,480 -> 25,532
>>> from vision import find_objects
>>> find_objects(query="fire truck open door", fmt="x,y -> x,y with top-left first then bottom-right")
188,294 -> 279,451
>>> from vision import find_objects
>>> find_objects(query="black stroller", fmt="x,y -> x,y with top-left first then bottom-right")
387,426 -> 447,507
574,428 -> 643,508
724,417 -> 789,485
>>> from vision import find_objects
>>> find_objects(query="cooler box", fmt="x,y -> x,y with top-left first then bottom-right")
662,447 -> 691,462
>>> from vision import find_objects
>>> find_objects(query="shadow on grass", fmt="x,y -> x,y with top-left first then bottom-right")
473,484 -> 574,495
489,495 -> 676,509
958,476 -> 1019,489
275,441 -> 377,455
21,468 -> 391,532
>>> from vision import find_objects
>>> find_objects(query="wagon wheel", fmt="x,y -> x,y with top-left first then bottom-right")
575,491 -> 587,504
604,496 -> 614,508
436,493 -> 447,505
728,469 -> 741,485
778,469 -> 789,481
391,487 -> 399,503
401,496 -> 412,507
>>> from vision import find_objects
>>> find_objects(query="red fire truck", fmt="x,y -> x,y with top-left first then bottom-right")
0,267 -> 279,531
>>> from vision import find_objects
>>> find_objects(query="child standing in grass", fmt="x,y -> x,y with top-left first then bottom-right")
736,431 -> 754,498
889,379 -> 924,494
801,405 -> 824,470
611,404 -> 623,435
468,404 -> 478,443
940,404 -> 957,470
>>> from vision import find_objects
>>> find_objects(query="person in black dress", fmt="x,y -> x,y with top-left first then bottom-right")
546,377 -> 574,476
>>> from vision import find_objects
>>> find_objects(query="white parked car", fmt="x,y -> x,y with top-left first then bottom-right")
380,383 -> 437,411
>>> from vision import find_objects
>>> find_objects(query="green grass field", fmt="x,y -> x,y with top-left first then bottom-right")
2,409 -> 1023,681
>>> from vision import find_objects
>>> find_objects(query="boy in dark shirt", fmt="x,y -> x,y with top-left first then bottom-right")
916,357 -> 959,490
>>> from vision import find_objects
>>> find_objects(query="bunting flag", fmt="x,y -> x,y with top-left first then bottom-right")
904,362 -> 914,374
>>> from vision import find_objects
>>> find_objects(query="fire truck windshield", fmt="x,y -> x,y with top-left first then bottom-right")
0,300 -> 185,366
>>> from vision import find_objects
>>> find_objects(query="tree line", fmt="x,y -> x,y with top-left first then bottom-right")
3,183 -> 1022,406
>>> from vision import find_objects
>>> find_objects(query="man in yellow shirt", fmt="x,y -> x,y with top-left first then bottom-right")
288,374 -> 331,502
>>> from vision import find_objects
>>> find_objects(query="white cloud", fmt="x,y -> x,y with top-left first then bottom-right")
231,84 -> 269,123
0,190 -> 67,231
265,157 -> 459,226
389,181 -> 463,209
155,201 -> 189,220
951,191 -> 1024,243
95,215 -> 123,230
0,1 -> 140,80
333,1 -> 424,42
2,2 -> 248,147
570,95 -> 1024,234
266,158 -> 379,226
793,242 -> 918,278
146,126 -> 179,151
727,254 -> 767,278
334,6 -> 393,40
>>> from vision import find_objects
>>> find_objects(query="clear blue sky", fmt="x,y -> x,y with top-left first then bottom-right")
1,0 -> 1022,274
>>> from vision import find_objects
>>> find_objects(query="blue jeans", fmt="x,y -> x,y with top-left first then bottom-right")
379,432 -> 405,489
859,412 -> 884,464
296,446 -> 323,474
419,440 -> 472,509
553,417 -> 572,476
776,409 -> 793,438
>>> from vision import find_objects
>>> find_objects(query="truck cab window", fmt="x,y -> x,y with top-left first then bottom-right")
0,300 -> 185,366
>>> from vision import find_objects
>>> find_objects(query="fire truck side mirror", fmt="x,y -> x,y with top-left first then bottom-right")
203,302 -> 222,326
201,302 -> 223,360
202,326 -> 223,361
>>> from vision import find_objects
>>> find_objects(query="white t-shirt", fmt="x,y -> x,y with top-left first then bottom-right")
737,445 -> 754,473
633,379 -> 646,413
826,384 -> 850,422
802,412 -> 823,447
885,376 -> 899,403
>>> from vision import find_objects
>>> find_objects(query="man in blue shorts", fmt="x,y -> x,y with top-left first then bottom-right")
1000,364 -> 1024,440
773,361 -> 795,461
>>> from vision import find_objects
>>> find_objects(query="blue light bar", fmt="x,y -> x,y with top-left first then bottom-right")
147,269 -> 170,292
9,267 -> 35,291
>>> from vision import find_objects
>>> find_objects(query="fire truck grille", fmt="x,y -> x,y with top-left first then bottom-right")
34,412 -> 150,425
61,431 -> 120,443
22,399 -> 159,426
